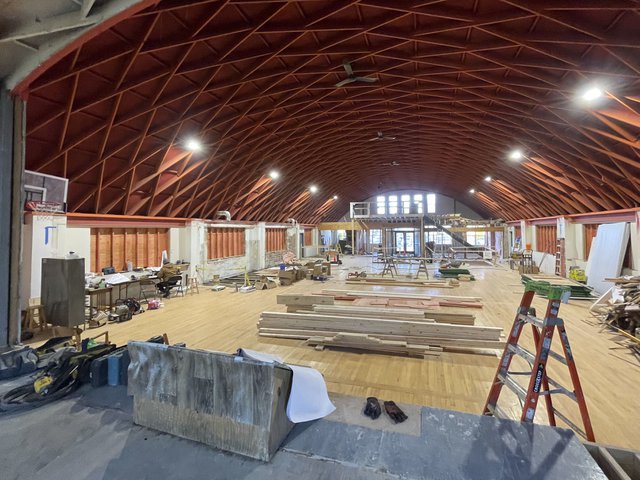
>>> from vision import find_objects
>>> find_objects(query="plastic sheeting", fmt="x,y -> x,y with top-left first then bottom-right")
238,348 -> 335,423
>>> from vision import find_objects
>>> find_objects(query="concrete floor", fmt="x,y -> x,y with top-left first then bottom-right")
0,382 -> 606,480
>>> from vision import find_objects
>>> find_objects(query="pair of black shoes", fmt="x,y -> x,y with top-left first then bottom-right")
364,397 -> 408,423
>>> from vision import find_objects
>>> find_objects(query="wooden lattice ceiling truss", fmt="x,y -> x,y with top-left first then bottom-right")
20,0 -> 640,223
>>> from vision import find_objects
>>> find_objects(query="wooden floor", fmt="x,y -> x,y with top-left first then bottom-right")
79,256 -> 639,449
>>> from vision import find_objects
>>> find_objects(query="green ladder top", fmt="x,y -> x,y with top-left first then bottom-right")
524,280 -> 571,300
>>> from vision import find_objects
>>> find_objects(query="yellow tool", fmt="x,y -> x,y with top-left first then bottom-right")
34,375 -> 53,394
569,266 -> 586,282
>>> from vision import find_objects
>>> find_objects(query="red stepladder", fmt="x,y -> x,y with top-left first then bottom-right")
483,281 -> 595,442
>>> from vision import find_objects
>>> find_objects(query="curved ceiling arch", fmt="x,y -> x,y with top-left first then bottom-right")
21,0 -> 640,223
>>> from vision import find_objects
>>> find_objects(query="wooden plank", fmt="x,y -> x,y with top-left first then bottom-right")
259,312 -> 501,340
313,304 -> 474,325
321,289 -> 482,302
277,294 -> 335,306
313,304 -> 428,319
258,328 -> 504,350
345,279 -> 454,288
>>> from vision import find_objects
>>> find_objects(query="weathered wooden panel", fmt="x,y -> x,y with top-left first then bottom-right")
128,342 -> 294,461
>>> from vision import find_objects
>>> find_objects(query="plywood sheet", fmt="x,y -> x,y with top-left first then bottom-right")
586,222 -> 630,294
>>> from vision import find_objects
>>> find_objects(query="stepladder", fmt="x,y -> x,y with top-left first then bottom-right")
483,281 -> 595,442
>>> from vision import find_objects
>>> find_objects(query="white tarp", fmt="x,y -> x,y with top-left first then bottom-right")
237,348 -> 336,423
585,222 -> 629,294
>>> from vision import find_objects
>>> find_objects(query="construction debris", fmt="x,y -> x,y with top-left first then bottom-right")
591,276 -> 640,340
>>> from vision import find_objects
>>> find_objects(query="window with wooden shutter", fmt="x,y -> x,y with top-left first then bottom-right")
90,227 -> 170,272
207,228 -> 246,259
266,228 -> 287,252
304,229 -> 313,246
535,225 -> 557,255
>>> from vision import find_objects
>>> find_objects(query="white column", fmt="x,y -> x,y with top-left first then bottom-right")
256,222 -> 266,270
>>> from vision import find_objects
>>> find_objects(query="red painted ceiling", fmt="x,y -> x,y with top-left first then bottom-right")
21,0 -> 640,223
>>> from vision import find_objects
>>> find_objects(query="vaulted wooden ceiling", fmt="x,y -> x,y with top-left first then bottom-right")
19,0 -> 640,223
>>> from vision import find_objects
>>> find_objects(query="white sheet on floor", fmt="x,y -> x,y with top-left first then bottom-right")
585,222 -> 630,294
237,348 -> 335,423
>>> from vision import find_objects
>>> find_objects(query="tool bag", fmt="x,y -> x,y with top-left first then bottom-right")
111,304 -> 132,322
120,298 -> 144,315
0,347 -> 38,380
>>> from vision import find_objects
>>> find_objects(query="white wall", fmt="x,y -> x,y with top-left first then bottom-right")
66,226 -> 91,271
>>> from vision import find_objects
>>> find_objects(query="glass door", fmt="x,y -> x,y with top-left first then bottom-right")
394,231 -> 415,255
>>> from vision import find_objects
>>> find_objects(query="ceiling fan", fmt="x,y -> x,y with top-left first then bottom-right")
369,131 -> 396,141
334,61 -> 378,87
382,160 -> 401,167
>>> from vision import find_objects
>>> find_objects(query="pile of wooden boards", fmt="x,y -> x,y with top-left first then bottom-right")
257,293 -> 503,357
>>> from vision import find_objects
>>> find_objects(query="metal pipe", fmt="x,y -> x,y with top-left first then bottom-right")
215,210 -> 231,221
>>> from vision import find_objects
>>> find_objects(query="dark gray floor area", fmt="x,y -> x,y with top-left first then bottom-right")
0,385 -> 606,480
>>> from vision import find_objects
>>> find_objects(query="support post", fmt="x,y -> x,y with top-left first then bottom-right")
0,90 -> 24,349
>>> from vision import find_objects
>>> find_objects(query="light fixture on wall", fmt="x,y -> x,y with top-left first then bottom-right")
185,138 -> 202,152
269,170 -> 280,179
309,185 -> 318,193
333,195 -> 338,200
484,176 -> 492,182
469,188 -> 476,194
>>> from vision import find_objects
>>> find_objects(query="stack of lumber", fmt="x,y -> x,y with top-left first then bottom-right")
261,294 -> 502,357
277,293 -> 334,312
257,311 -> 504,357
319,289 -> 484,309
521,273 -> 594,299
277,293 -> 477,324
345,277 -> 455,288
312,304 -> 474,326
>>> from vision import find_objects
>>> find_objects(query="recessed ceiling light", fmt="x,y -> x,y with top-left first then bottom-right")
185,138 -> 202,152
309,185 -> 318,193
509,149 -> 524,161
484,176 -> 492,182
581,86 -> 603,102
333,195 -> 338,200
269,170 -> 280,179
469,188 -> 476,194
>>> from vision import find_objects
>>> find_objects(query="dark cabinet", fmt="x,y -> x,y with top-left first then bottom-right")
41,258 -> 85,327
